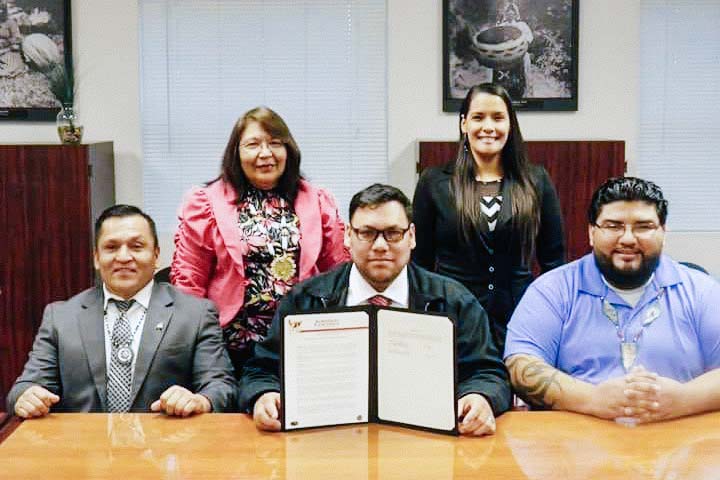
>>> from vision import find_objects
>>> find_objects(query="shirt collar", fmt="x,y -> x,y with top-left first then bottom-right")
347,264 -> 409,308
102,280 -> 154,311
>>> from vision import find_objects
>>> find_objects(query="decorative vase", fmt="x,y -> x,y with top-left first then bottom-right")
56,104 -> 83,144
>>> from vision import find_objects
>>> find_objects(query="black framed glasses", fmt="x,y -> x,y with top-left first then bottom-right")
350,225 -> 410,243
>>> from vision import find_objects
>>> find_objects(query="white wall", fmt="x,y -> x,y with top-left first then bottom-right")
1,0 -> 717,276
386,0 -> 717,277
387,0 -> 641,195
0,0 -> 142,206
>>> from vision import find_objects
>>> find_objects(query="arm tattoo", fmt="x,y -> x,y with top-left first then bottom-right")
506,355 -> 563,409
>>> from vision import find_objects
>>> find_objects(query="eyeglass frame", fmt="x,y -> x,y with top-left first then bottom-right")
349,225 -> 411,243
592,221 -> 662,238
239,138 -> 286,153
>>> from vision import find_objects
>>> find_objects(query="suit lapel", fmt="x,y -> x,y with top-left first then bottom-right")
78,289 -> 108,410
492,179 -> 513,246
206,181 -> 248,274
442,164 -> 494,255
295,181 -> 323,278
408,265 -> 444,311
468,205 -> 493,256
130,283 -> 174,406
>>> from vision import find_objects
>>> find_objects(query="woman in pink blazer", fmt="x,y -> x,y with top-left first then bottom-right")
171,107 -> 349,375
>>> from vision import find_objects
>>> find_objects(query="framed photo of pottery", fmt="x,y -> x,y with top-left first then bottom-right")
443,0 -> 579,111
0,0 -> 73,120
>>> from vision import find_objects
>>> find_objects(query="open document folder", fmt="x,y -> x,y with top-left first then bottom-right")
280,307 -> 458,435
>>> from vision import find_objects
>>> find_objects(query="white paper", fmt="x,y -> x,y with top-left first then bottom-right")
376,310 -> 456,431
283,311 -> 370,430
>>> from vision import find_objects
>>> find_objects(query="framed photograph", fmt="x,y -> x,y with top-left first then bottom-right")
0,0 -> 73,121
443,0 -> 579,112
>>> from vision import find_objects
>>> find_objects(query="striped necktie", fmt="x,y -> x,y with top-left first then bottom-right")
107,299 -> 135,412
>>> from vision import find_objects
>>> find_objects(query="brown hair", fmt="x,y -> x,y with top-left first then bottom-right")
213,106 -> 302,202
451,83 -> 539,263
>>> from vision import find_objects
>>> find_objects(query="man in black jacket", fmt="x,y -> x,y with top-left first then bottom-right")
239,184 -> 511,436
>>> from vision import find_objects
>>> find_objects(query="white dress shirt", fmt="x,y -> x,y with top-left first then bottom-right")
346,264 -> 409,308
102,280 -> 153,375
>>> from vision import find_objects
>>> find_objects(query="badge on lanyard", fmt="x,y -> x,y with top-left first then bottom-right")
620,342 -> 638,372
602,288 -> 664,373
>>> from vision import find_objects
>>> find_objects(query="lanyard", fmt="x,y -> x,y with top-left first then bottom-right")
601,286 -> 665,372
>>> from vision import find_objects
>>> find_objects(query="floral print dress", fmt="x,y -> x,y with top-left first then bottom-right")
223,187 -> 301,370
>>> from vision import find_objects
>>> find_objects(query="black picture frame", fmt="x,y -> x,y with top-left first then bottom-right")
443,0 -> 579,112
0,0 -> 73,121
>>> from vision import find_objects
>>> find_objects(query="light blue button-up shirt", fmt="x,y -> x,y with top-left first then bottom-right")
505,254 -> 720,384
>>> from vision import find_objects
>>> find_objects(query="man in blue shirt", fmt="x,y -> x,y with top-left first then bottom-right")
505,177 -> 720,423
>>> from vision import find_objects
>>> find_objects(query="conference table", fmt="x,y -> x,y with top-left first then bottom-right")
0,411 -> 718,478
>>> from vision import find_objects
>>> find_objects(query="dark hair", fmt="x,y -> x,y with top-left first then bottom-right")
214,106 -> 302,202
588,177 -> 668,225
94,204 -> 159,249
451,83 -> 539,263
349,183 -> 412,223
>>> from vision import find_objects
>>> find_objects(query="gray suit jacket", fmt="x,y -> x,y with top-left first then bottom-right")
7,282 -> 236,413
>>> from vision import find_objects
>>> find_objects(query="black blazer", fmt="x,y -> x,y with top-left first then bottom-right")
412,162 -> 565,351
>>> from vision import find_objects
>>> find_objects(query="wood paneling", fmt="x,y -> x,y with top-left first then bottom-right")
0,144 -> 114,409
418,140 -> 626,262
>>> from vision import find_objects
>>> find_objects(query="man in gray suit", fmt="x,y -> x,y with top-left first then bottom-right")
7,205 -> 236,418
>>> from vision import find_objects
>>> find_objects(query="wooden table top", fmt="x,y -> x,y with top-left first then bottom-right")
0,411 -> 718,479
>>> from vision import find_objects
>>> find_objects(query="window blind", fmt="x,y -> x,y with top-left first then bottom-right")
139,0 -> 388,232
638,0 -> 720,231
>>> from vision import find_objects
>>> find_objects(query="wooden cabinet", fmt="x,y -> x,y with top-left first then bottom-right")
418,140 -> 626,263
0,143 -> 115,408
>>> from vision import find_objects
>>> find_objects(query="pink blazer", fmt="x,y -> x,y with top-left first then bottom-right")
170,179 -> 349,327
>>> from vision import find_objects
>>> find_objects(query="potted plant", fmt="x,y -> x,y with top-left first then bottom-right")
48,54 -> 82,144
22,30 -> 82,144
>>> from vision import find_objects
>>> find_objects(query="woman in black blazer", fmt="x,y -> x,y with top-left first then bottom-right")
412,83 -> 565,353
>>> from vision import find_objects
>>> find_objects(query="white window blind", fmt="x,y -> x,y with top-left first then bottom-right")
637,0 -> 720,231
139,0 -> 387,233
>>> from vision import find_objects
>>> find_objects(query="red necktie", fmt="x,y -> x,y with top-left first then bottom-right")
367,295 -> 392,307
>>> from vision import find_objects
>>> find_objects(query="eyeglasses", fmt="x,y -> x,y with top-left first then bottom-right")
593,222 -> 661,238
350,226 -> 410,243
239,139 -> 285,154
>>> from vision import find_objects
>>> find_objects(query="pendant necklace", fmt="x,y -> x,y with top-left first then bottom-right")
105,306 -> 147,366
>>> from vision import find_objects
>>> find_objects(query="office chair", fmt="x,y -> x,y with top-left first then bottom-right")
154,266 -> 171,283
